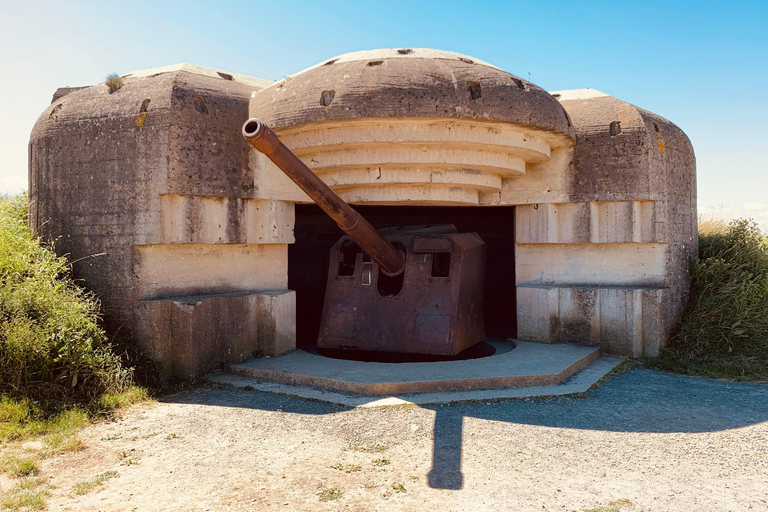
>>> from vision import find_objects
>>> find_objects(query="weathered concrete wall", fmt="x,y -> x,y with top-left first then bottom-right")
29,65 -> 296,378
513,90 -> 697,356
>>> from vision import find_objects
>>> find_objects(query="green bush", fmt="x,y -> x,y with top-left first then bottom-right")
656,218 -> 768,380
0,194 -> 132,411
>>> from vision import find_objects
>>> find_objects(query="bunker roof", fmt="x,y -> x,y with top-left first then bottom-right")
251,48 -> 575,140
122,63 -> 273,88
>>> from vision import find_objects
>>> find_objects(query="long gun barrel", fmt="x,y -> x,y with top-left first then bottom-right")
242,118 -> 405,276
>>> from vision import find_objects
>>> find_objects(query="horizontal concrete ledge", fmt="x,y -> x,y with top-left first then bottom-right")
516,284 -> 669,291
211,355 -> 624,407
227,341 -> 601,396
138,289 -> 292,304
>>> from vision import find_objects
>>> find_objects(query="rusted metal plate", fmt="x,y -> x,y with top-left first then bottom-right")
412,236 -> 452,252
317,228 -> 486,355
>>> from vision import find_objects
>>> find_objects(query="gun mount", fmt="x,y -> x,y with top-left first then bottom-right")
243,118 -> 485,355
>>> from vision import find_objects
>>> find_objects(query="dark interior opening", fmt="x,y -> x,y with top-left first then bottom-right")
315,340 -> 505,363
289,204 -> 517,350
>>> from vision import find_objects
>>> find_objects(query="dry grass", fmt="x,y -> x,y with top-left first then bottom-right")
583,498 -> 633,512
0,476 -> 50,511
318,487 -> 342,501
649,218 -> 768,380
104,73 -> 124,92
71,470 -> 118,496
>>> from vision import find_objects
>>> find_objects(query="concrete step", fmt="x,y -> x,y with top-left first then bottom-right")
225,340 -> 607,396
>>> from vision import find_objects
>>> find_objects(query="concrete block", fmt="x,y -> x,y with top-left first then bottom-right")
557,287 -> 600,344
256,290 -> 296,357
517,202 -> 591,243
159,194 -> 295,244
641,289 -> 665,357
597,288 -> 639,356
132,243 -> 287,300
134,290 -> 296,378
590,201 -> 634,243
515,242 -> 668,287
251,49 -> 574,207
633,200 -> 657,242
517,286 -> 669,356
516,287 -> 559,341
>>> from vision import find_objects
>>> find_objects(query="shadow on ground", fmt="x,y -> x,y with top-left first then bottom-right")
163,367 -> 768,490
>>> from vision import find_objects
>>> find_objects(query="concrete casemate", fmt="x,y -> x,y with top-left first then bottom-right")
28,50 -> 696,378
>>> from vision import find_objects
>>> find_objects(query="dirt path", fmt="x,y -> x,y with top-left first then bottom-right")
41,368 -> 768,511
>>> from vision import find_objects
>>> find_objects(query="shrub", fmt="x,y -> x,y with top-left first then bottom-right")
657,218 -> 768,380
0,194 -> 132,412
104,73 -> 124,93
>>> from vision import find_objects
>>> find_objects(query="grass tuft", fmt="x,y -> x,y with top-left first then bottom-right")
11,458 -> 39,477
104,73 -> 124,92
319,487 -> 342,502
0,476 -> 50,511
71,470 -> 118,495
583,498 -> 632,512
329,462 -> 361,473
350,441 -> 386,452
90,386 -> 149,416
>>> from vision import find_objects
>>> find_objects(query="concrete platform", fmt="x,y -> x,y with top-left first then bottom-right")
223,341 -> 615,400
211,354 -> 622,407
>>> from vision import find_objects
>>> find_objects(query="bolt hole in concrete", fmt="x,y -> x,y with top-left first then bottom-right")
192,94 -> 208,114
468,81 -> 482,100
49,103 -> 63,119
314,340 -> 511,363
320,90 -> 336,107
367,60 -> 384,67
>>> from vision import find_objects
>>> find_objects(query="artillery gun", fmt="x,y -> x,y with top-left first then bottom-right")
242,118 -> 485,355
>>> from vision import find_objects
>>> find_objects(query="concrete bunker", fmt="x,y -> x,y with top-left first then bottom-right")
29,51 -> 697,378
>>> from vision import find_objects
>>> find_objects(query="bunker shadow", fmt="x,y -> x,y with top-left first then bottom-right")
420,367 -> 768,488
164,367 -> 768,490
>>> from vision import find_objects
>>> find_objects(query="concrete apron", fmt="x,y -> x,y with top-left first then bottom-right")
209,341 -> 624,407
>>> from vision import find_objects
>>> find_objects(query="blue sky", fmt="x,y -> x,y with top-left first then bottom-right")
1,0 -> 766,227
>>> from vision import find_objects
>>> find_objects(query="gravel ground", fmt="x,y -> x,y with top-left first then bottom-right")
41,367 -> 768,511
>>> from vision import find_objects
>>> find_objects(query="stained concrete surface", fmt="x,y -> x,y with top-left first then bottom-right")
211,355 -> 622,406
227,341 -> 602,395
